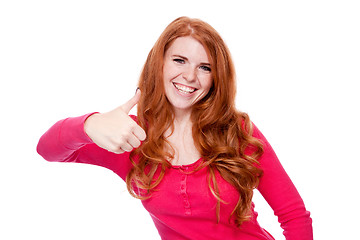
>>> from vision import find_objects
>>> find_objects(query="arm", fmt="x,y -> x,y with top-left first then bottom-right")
36,113 -> 134,180
37,89 -> 146,180
253,124 -> 313,240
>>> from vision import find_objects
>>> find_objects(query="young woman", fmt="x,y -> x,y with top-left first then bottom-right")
37,17 -> 313,239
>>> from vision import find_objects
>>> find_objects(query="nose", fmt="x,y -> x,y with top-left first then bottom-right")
182,66 -> 197,82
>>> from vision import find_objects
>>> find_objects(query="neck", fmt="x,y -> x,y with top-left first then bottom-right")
173,109 -> 192,128
164,108 -> 192,139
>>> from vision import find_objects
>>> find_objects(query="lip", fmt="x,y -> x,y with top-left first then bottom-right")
172,83 -> 197,97
172,82 -> 198,95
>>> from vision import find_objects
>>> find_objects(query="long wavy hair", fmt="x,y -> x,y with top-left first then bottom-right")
126,16 -> 264,227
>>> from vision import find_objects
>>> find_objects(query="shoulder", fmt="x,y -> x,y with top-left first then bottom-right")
236,111 -> 265,140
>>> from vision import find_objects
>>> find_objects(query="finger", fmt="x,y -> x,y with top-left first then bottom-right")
120,88 -> 141,114
132,125 -> 147,141
118,142 -> 133,152
127,134 -> 142,149
113,149 -> 125,154
104,145 -> 125,154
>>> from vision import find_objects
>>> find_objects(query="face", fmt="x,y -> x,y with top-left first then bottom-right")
163,36 -> 213,116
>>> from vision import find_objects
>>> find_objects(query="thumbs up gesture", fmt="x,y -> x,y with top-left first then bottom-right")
84,89 -> 146,154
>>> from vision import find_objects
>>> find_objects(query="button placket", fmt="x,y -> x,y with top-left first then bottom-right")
180,167 -> 191,216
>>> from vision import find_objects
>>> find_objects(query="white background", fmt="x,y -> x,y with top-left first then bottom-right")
1,0 -> 359,239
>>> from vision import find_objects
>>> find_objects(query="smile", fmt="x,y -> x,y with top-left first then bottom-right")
173,83 -> 197,94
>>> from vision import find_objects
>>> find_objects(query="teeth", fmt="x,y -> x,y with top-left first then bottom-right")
173,83 -> 196,93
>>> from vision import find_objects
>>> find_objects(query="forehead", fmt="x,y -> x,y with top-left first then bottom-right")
165,36 -> 210,62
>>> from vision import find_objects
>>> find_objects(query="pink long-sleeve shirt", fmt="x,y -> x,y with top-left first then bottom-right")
37,113 -> 313,240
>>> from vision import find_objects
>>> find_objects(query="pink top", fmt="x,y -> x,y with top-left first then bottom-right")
37,113 -> 313,240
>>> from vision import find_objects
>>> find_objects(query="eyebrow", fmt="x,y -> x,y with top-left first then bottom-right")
172,54 -> 211,66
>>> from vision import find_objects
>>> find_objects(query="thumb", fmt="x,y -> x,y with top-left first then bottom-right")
120,88 -> 141,114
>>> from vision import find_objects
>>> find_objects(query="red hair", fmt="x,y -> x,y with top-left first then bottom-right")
126,16 -> 263,227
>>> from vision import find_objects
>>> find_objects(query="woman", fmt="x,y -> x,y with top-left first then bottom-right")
37,17 -> 313,239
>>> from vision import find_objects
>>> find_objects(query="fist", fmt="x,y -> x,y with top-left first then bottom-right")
84,89 -> 146,154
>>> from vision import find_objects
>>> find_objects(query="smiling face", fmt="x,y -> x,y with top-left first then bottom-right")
163,36 -> 213,117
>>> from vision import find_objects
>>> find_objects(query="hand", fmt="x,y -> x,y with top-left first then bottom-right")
84,89 -> 146,154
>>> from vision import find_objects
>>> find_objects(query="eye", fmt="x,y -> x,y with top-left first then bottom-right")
199,65 -> 211,72
173,58 -> 185,64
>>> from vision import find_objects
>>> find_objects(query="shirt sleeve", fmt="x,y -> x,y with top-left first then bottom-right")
36,113 -> 135,181
252,123 -> 313,240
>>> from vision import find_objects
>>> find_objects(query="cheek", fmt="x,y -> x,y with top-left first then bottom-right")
162,63 -> 169,81
202,77 -> 213,92
163,62 -> 179,81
